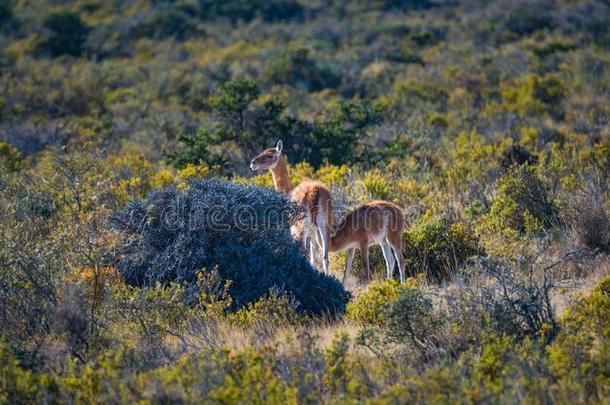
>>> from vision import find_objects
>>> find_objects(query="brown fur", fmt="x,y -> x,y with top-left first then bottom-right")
331,200 -> 406,283
270,156 -> 292,195
250,141 -> 333,274
291,178 -> 333,228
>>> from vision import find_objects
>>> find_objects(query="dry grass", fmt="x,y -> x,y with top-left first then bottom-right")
173,313 -> 361,356
562,189 -> 610,253
551,256 -> 610,316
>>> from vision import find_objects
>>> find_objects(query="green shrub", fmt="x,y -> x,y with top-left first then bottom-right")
229,289 -> 303,328
324,333 -> 353,397
504,5 -> 552,36
530,36 -> 576,59
166,80 -> 383,172
38,11 -> 89,57
0,0 -> 13,30
264,48 -> 340,91
404,212 -> 481,282
346,279 -> 419,326
549,276 -> 610,401
385,286 -> 440,349
532,74 -> 566,106
362,169 -> 393,200
498,74 -> 567,116
199,0 -> 305,23
446,131 -> 500,188
353,283 -> 447,362
0,339 -> 39,403
476,166 -> 557,257
137,10 -> 201,40
346,280 -> 405,326
0,142 -> 24,172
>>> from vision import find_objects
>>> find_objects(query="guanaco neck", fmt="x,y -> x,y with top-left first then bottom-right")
271,156 -> 292,195
329,225 -> 354,253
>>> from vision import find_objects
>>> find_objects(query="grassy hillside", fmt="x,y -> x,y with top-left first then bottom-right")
1,0 -> 610,402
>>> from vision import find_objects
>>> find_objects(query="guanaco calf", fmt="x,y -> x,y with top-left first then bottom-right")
330,200 -> 406,284
250,140 -> 333,275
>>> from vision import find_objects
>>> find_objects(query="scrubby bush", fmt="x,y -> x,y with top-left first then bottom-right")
532,74 -> 566,106
499,144 -> 538,169
137,10 -> 201,40
503,3 -> 553,36
362,169 -> 393,200
476,165 -> 557,257
111,180 -> 350,316
38,11 -> 89,57
353,282 -> 450,362
385,285 -> 442,351
199,0 -> 305,23
0,0 -> 14,31
404,212 -> 481,282
229,288 -> 303,329
499,74 -> 567,116
563,190 -> 610,253
0,142 -> 24,172
549,276 -> 610,401
167,80 -> 384,172
0,339 -> 39,403
474,258 -> 559,343
346,280 -> 411,326
264,48 -> 340,91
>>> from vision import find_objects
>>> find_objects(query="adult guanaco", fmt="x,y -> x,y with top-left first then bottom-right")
250,140 -> 333,275
330,200 -> 406,284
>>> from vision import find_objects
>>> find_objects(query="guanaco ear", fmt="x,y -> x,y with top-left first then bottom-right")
276,140 -> 283,153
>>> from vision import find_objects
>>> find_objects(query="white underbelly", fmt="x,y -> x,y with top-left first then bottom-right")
344,241 -> 360,250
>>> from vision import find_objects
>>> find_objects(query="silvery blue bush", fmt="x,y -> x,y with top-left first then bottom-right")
111,179 -> 349,316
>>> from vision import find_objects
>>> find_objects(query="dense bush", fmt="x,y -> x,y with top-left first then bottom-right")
563,190 -> 610,253
199,0 -> 305,23
0,142 -> 24,172
476,165 -> 558,257
549,276 -> 610,401
404,212 -> 482,282
137,10 -> 201,40
0,0 -> 14,31
167,80 -> 384,172
111,179 -> 350,316
264,48 -> 341,91
37,11 -> 89,57
384,285 -> 441,352
499,144 -> 538,169
503,3 -> 553,37
345,280 -> 411,326
469,257 -> 559,343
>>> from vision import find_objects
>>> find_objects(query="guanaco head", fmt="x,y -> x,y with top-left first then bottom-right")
250,140 -> 283,171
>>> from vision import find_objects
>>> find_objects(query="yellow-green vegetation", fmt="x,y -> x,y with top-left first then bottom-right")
346,279 -> 418,326
1,0 -> 610,402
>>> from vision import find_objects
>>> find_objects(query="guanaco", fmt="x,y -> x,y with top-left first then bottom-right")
250,140 -> 333,275
330,200 -> 406,284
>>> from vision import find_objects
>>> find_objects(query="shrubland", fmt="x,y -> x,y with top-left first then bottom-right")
0,0 -> 609,402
